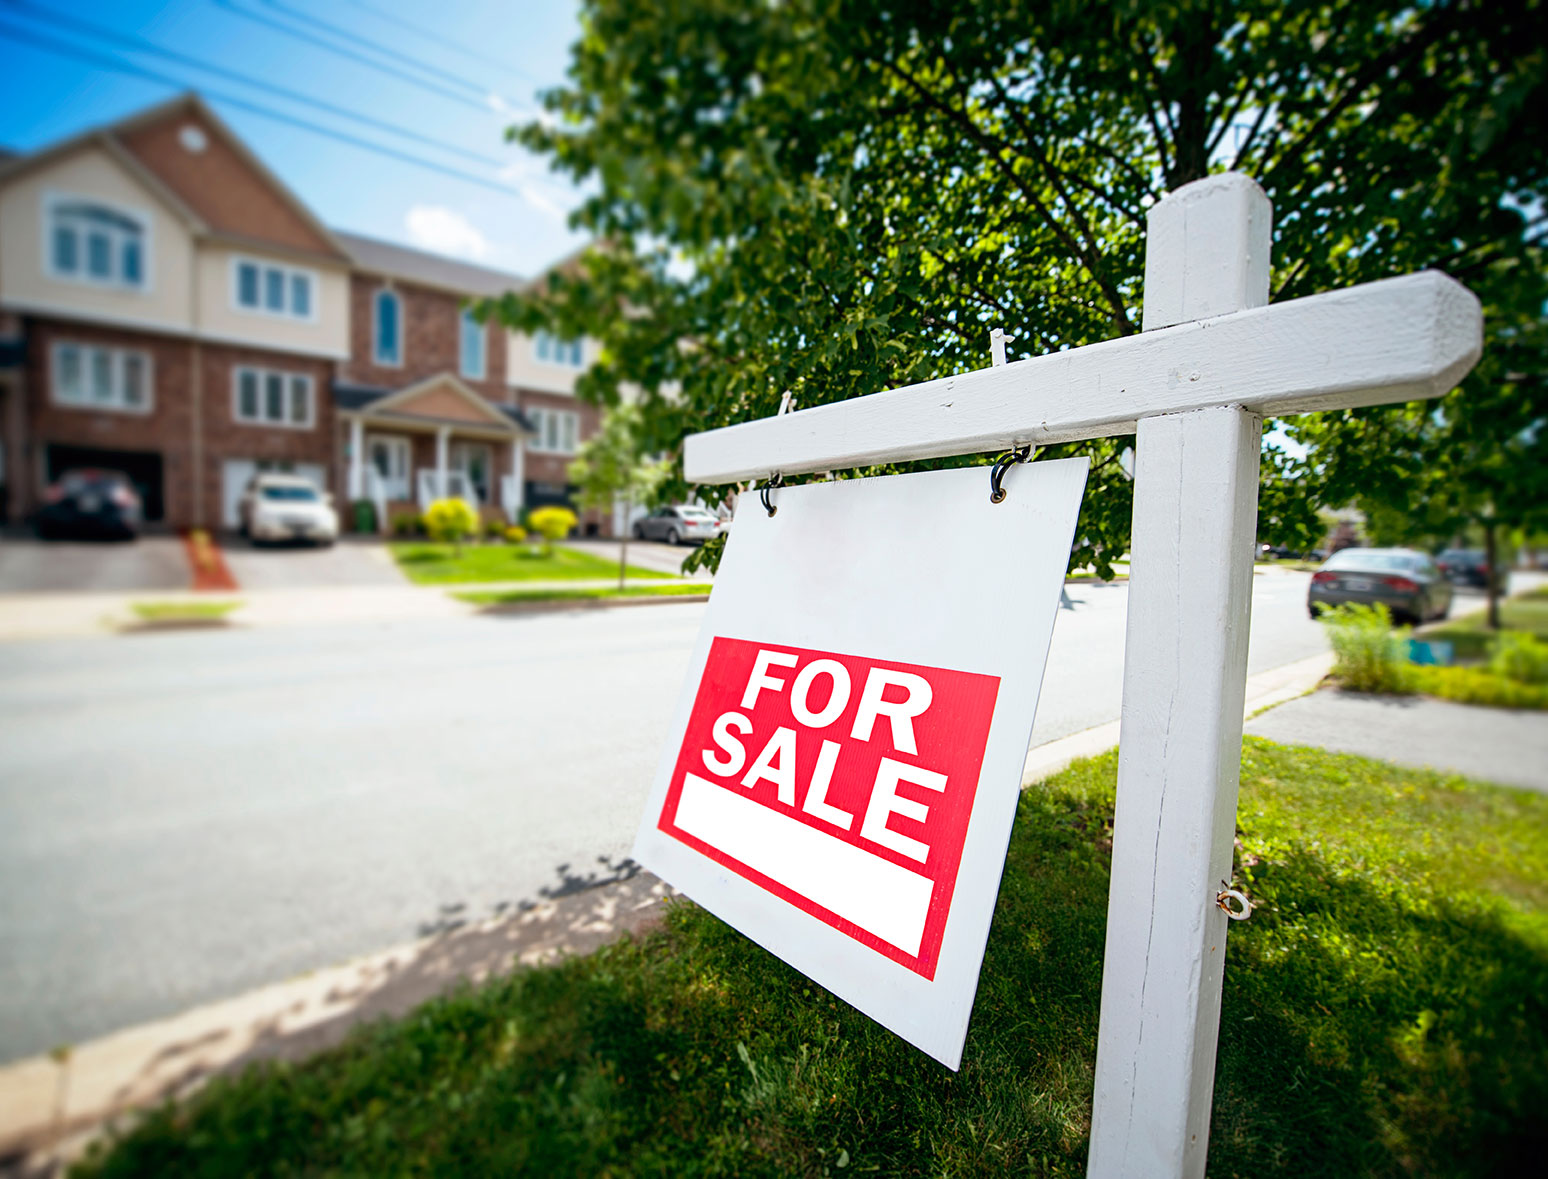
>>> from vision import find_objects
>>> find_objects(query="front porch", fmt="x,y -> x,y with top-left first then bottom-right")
336,374 -> 533,533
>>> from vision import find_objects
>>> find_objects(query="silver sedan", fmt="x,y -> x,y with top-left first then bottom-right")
632,505 -> 725,545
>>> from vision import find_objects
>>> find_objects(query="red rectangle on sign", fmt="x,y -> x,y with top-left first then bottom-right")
658,637 -> 1000,979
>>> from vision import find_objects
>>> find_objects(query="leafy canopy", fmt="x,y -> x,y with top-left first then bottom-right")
499,0 -> 1547,573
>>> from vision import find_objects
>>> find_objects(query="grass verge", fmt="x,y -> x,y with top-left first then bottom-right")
73,739 -> 1548,1177
1420,593 -> 1548,659
129,600 -> 243,622
391,543 -> 675,585
456,584 -> 712,607
1408,665 -> 1548,710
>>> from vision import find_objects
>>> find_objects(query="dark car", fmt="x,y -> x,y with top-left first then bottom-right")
1436,548 -> 1491,589
33,469 -> 143,540
1307,547 -> 1452,625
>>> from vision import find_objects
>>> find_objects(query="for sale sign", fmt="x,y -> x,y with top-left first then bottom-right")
633,460 -> 1088,1068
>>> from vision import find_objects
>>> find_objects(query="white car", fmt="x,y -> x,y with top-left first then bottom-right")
238,474 -> 339,545
632,504 -> 725,545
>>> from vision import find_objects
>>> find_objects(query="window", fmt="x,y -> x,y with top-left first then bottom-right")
527,407 -> 579,454
51,342 -> 152,413
373,289 -> 402,366
47,197 -> 148,291
233,366 -> 314,428
459,307 -> 486,379
533,331 -> 583,368
232,257 -> 317,321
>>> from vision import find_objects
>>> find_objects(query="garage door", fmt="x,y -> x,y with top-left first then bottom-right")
47,444 -> 165,521
221,460 -> 327,529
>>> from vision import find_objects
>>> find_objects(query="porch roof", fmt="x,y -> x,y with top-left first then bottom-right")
334,375 -> 535,437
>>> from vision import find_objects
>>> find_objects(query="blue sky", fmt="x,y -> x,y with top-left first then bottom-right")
0,0 -> 588,277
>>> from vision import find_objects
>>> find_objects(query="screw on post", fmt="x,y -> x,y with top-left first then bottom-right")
1216,881 -> 1252,921
990,327 -> 1014,367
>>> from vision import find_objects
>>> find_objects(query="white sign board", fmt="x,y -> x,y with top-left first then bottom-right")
633,459 -> 1089,1068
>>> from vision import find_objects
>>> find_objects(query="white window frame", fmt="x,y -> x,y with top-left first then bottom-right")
373,287 -> 403,367
527,407 -> 580,455
229,255 -> 320,323
532,330 -> 584,369
231,365 -> 316,430
49,341 -> 155,415
42,191 -> 153,293
459,307 -> 487,380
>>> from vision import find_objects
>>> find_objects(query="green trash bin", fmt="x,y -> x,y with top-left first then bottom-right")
351,499 -> 377,535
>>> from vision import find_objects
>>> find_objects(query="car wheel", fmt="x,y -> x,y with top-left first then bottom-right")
666,528 -> 680,546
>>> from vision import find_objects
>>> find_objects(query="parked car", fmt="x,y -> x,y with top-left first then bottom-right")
1307,547 -> 1452,625
633,505 -> 725,545
33,469 -> 142,539
238,474 -> 338,546
1436,547 -> 1491,589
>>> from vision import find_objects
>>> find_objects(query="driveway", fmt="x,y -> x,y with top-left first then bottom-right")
217,535 -> 406,589
0,532 -> 189,594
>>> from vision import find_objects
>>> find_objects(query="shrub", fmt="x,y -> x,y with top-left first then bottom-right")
1410,665 -> 1548,710
504,525 -> 528,544
1488,630 -> 1548,685
1320,602 -> 1413,694
526,506 -> 578,554
423,498 -> 479,554
391,513 -> 422,538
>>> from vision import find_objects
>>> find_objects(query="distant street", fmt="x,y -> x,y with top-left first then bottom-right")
0,567 -> 1330,1061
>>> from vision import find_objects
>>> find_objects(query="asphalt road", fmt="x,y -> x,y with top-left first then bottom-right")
0,568 -> 1329,1061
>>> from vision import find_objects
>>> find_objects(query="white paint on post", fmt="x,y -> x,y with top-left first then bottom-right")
347,417 -> 364,500
683,270 -> 1479,483
1087,176 -> 1270,1178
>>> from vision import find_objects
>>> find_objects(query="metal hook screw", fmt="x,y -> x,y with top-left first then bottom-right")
1216,881 -> 1253,921
988,445 -> 1034,504
759,474 -> 784,517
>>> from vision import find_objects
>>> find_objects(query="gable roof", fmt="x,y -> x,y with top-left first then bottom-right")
0,93 -> 349,264
337,373 -> 532,434
334,230 -> 527,299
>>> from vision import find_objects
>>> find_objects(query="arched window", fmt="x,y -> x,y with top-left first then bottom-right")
48,198 -> 147,290
374,289 -> 402,366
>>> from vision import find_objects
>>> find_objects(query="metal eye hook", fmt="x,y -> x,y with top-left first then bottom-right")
759,474 -> 784,517
989,445 -> 1035,504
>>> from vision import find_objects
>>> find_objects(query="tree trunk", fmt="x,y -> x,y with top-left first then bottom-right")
1484,520 -> 1501,629
619,532 -> 629,592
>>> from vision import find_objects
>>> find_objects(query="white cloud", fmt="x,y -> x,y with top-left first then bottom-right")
404,205 -> 490,260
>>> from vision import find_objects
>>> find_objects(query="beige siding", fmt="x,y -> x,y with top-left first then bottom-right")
504,330 -> 600,396
196,247 -> 350,359
0,145 -> 194,331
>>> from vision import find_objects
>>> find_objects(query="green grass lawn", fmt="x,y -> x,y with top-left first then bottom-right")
1421,592 -> 1548,659
457,584 -> 713,606
391,543 -> 677,585
129,600 -> 243,622
75,739 -> 1548,1177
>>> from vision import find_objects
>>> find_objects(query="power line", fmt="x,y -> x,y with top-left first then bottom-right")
260,0 -> 498,101
0,0 -> 506,168
207,0 -> 490,114
0,18 -> 530,198
343,0 -> 541,88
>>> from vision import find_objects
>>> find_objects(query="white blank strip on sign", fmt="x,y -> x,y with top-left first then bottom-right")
673,773 -> 935,957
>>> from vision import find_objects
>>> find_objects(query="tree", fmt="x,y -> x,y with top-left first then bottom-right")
569,403 -> 670,588
496,0 -> 1547,581
423,497 -> 478,557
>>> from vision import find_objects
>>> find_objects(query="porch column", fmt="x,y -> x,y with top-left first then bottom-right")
435,425 -> 450,499
347,417 -> 364,500
509,435 -> 525,517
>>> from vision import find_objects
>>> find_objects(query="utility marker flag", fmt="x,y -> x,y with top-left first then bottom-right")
632,460 -> 1088,1068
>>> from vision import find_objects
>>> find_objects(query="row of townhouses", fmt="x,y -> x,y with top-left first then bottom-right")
0,93 -> 613,535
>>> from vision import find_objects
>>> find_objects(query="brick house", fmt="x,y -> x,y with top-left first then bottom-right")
0,93 -> 611,536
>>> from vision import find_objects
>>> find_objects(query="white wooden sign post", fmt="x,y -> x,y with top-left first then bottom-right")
678,172 -> 1482,1176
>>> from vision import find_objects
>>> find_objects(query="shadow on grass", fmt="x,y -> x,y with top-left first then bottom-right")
71,771 -> 1547,1178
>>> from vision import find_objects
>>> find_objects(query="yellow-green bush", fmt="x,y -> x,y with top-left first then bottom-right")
526,506 -> 578,553
423,498 -> 479,551
1489,630 -> 1548,685
1319,602 -> 1413,693
504,524 -> 528,544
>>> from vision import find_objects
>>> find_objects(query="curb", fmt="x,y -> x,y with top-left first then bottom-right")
0,873 -> 678,1174
471,593 -> 712,615
1020,650 -> 1335,786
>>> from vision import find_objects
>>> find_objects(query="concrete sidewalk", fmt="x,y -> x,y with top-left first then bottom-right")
1246,689 -> 1548,793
